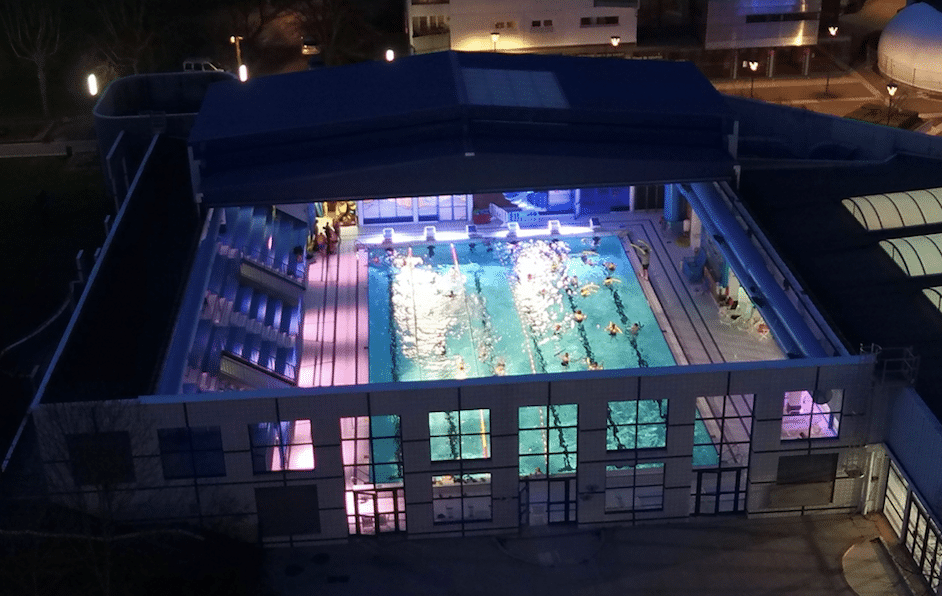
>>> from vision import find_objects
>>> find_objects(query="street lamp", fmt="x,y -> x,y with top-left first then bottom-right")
886,82 -> 898,125
230,35 -> 243,68
238,64 -> 249,82
824,26 -> 838,96
385,48 -> 395,62
87,73 -> 98,96
610,35 -> 620,47
747,60 -> 759,98
491,31 -> 499,51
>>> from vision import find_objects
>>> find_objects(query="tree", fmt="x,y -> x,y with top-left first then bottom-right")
226,0 -> 293,46
0,0 -> 64,119
292,0 -> 381,66
92,0 -> 160,75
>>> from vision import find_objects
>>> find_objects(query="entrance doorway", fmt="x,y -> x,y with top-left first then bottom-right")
346,487 -> 406,535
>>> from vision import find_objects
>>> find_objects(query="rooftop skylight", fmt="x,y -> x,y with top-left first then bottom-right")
843,187 -> 942,231
880,234 -> 942,276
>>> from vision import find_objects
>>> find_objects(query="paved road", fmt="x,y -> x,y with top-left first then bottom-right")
0,139 -> 98,159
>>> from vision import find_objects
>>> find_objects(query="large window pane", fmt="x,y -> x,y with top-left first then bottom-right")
429,409 -> 490,461
248,420 -> 314,473
518,404 -> 577,477
607,400 -> 667,450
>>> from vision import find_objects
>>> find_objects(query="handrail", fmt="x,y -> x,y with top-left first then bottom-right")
0,280 -> 79,363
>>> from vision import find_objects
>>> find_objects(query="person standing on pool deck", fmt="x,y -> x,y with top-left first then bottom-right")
630,239 -> 652,280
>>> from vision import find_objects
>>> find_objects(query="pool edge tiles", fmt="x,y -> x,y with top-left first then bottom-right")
367,236 -> 677,383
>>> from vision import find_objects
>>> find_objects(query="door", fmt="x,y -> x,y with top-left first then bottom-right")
693,467 -> 747,515
347,487 -> 406,535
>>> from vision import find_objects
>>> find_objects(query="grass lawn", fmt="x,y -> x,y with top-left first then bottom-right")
0,156 -> 110,350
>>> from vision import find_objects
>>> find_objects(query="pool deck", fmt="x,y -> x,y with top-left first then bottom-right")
299,212 -> 783,388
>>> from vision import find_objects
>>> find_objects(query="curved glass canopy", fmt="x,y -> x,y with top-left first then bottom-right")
880,234 -> 942,276
843,187 -> 942,231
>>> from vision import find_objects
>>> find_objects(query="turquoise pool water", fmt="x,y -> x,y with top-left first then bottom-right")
368,236 -> 676,382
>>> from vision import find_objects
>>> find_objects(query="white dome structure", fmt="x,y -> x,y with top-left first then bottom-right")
878,2 -> 942,93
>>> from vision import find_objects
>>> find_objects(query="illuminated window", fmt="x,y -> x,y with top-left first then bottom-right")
607,399 -> 667,451
605,462 -> 664,512
340,416 -> 405,535
249,420 -> 315,473
432,473 -> 492,523
157,427 -> 225,480
781,389 -> 842,440
519,404 -> 577,476
429,409 -> 490,461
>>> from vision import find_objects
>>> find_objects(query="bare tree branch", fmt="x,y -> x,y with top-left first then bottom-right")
0,0 -> 63,118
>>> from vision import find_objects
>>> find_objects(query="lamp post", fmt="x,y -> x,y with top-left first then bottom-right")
87,73 -> 99,96
886,82 -> 898,126
491,31 -> 499,51
747,60 -> 759,98
385,48 -> 395,62
824,26 -> 838,96
230,35 -> 243,68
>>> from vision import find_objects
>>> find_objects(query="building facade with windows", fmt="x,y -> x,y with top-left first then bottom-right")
408,0 -> 638,54
5,51 -> 942,591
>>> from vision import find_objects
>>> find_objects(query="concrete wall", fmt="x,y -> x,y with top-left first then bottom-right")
31,357 -> 875,546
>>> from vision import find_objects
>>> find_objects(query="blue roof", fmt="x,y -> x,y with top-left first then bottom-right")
189,51 -> 736,205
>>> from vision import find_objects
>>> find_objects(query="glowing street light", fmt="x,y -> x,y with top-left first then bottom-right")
230,35 -> 244,68
385,48 -> 395,62
886,82 -> 898,125
610,35 -> 620,47
238,63 -> 248,82
87,73 -> 98,96
747,60 -> 759,98
824,26 -> 838,96
491,31 -> 499,51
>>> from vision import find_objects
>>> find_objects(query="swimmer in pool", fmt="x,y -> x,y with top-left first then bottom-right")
573,310 -> 586,323
604,261 -> 616,271
603,276 -> 622,286
630,322 -> 641,336
560,352 -> 570,366
580,282 -> 599,296
606,321 -> 622,336
494,359 -> 506,376
586,358 -> 604,370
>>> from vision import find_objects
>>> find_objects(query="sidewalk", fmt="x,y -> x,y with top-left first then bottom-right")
263,514 -> 927,596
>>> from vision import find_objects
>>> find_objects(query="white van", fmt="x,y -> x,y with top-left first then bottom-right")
183,58 -> 223,72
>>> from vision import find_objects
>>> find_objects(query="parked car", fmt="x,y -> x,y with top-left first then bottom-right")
183,58 -> 223,72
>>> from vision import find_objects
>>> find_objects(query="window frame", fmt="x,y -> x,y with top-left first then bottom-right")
157,426 -> 226,480
605,461 -> 665,512
429,409 -> 491,462
432,472 -> 493,524
248,419 -> 315,473
607,399 -> 668,452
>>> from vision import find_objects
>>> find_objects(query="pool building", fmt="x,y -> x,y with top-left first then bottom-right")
6,51 -> 942,590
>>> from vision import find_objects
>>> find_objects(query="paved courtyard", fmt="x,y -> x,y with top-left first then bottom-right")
265,514 -> 927,596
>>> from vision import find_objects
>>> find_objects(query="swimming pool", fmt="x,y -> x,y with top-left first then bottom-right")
368,235 -> 676,383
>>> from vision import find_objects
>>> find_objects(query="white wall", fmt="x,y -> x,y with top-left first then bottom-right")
33,357 -> 877,545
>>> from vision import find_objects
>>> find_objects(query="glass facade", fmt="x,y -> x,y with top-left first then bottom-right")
518,404 -> 578,477
607,399 -> 667,451
429,409 -> 490,461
